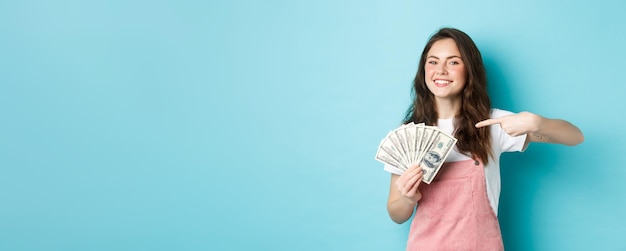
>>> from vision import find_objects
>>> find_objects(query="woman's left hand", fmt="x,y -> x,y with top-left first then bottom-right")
474,111 -> 540,136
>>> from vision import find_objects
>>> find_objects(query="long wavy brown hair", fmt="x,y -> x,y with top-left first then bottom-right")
403,28 -> 493,164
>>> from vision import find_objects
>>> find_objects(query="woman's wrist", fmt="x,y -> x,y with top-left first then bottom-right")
403,192 -> 422,206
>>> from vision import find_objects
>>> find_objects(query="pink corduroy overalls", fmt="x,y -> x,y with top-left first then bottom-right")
406,159 -> 504,251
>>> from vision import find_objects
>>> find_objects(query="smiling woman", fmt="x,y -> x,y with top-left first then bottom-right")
3,0 -> 624,250
424,38 -> 466,104
384,28 -> 584,251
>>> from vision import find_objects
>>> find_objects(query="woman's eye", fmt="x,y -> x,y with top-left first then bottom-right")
428,61 -> 437,65
450,61 -> 460,65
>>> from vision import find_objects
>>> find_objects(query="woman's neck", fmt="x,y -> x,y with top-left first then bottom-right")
435,98 -> 462,119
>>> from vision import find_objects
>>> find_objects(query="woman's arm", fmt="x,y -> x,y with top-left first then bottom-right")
475,111 -> 584,146
387,166 -> 423,224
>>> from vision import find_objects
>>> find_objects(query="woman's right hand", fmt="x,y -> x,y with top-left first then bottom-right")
387,164 -> 424,224
395,164 -> 424,205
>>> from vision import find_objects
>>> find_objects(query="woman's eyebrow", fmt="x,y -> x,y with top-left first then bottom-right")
427,55 -> 462,59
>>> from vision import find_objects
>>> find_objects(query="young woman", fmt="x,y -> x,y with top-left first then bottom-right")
385,28 -> 584,250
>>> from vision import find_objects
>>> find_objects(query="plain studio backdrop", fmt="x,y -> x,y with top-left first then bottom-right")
1,0 -> 625,250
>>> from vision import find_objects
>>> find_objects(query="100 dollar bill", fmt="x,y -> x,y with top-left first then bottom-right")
375,123 -> 457,184
418,131 -> 457,184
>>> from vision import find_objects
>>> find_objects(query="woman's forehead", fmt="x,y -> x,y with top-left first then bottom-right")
428,38 -> 461,58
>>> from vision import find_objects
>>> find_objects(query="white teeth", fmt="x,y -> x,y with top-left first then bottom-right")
435,80 -> 450,84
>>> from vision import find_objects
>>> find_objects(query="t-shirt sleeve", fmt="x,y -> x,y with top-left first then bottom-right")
383,164 -> 403,175
491,109 -> 527,153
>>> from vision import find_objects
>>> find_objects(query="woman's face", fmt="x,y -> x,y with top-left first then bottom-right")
424,38 -> 467,101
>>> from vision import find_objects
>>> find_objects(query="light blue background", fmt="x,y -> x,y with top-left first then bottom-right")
1,0 -> 625,250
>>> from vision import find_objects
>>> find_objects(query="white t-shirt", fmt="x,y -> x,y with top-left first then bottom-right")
384,108 -> 527,215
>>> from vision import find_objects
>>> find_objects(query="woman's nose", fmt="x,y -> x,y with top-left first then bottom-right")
436,65 -> 447,75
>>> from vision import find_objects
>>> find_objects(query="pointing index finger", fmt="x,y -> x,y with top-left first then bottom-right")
475,118 -> 500,128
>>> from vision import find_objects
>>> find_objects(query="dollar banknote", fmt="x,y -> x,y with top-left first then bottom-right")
375,123 -> 457,184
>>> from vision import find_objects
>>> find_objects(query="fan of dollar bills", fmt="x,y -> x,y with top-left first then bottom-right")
375,123 -> 457,184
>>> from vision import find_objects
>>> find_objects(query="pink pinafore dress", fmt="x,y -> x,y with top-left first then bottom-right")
406,159 -> 504,251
